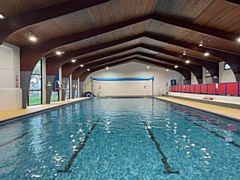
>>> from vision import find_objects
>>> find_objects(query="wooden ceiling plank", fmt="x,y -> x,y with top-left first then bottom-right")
152,13 -> 239,42
46,34 -> 142,75
140,43 -> 218,77
0,0 -> 110,44
20,16 -> 149,72
144,32 -> 240,74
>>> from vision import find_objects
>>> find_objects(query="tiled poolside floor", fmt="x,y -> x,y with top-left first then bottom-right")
156,96 -> 240,121
0,98 -> 88,123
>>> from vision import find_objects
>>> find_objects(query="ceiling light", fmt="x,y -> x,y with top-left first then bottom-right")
147,66 -> 150,69
0,13 -> 5,19
204,52 -> 209,56
186,60 -> 190,64
183,51 -> 186,55
237,37 -> 240,42
71,59 -> 76,63
166,69 -> 169,71
56,51 -> 62,55
106,67 -> 109,70
80,64 -> 84,67
29,36 -> 37,42
175,65 -> 178,68
87,69 -> 90,71
199,43 -> 203,46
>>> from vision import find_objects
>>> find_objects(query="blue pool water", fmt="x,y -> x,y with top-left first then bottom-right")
0,98 -> 240,180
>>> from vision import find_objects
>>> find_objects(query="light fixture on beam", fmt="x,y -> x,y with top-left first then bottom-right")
186,60 -> 190,64
147,66 -> 150,69
166,69 -> 169,71
71,59 -> 77,63
174,65 -> 178,68
183,50 -> 186,55
29,36 -> 37,42
56,51 -> 64,55
80,64 -> 84,67
204,52 -> 209,56
87,69 -> 90,71
237,37 -> 240,42
199,43 -> 203,46
0,13 -> 5,19
106,67 -> 109,70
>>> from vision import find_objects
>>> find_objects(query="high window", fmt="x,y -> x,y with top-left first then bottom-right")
224,63 -> 231,70
29,60 -> 42,105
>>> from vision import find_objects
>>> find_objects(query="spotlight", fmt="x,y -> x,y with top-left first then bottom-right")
0,13 -> 5,19
87,69 -> 90,71
237,37 -> 240,42
174,65 -> 178,68
29,36 -> 37,42
71,59 -> 76,63
186,60 -> 190,64
147,66 -> 150,69
166,69 -> 169,71
199,43 -> 203,46
204,52 -> 209,56
56,51 -> 64,55
106,67 -> 109,70
80,64 -> 84,67
56,51 -> 62,55
183,51 -> 186,55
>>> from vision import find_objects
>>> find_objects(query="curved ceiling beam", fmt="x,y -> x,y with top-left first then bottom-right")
135,57 -> 191,80
20,15 -> 149,71
140,43 -> 219,76
151,13 -> 239,42
63,52 -> 136,78
61,44 -> 139,78
136,52 -> 202,81
73,54 -> 191,81
0,0 -> 110,44
46,34 -> 142,75
227,0 -> 240,5
78,59 -> 140,81
144,32 -> 240,74
78,57 -> 191,82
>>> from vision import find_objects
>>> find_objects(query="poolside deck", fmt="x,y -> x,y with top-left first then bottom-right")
0,97 -> 88,123
156,96 -> 240,121
0,96 -> 240,123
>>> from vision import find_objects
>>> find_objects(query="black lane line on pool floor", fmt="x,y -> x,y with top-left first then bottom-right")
0,101 -> 92,148
133,104 -> 180,174
57,100 -> 113,173
172,111 -> 240,149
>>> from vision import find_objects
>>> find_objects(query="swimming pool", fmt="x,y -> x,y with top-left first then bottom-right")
0,98 -> 240,179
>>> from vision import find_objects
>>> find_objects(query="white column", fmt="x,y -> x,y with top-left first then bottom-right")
69,74 -> 72,99
59,67 -> 62,101
41,57 -> 46,104
77,78 -> 80,98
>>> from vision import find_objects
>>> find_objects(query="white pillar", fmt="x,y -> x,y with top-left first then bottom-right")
69,74 -> 72,99
42,57 -> 46,104
59,67 -> 62,101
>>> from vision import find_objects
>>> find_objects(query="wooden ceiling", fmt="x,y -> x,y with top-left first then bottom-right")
1,0 -> 240,81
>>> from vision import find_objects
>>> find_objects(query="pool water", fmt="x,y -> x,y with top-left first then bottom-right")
0,98 -> 240,180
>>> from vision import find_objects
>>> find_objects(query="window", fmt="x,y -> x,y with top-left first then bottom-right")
29,60 -> 42,105
224,63 -> 231,70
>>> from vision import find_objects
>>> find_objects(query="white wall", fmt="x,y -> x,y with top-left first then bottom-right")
83,62 -> 183,97
219,62 -> 236,83
191,72 -> 198,84
0,43 -> 22,111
